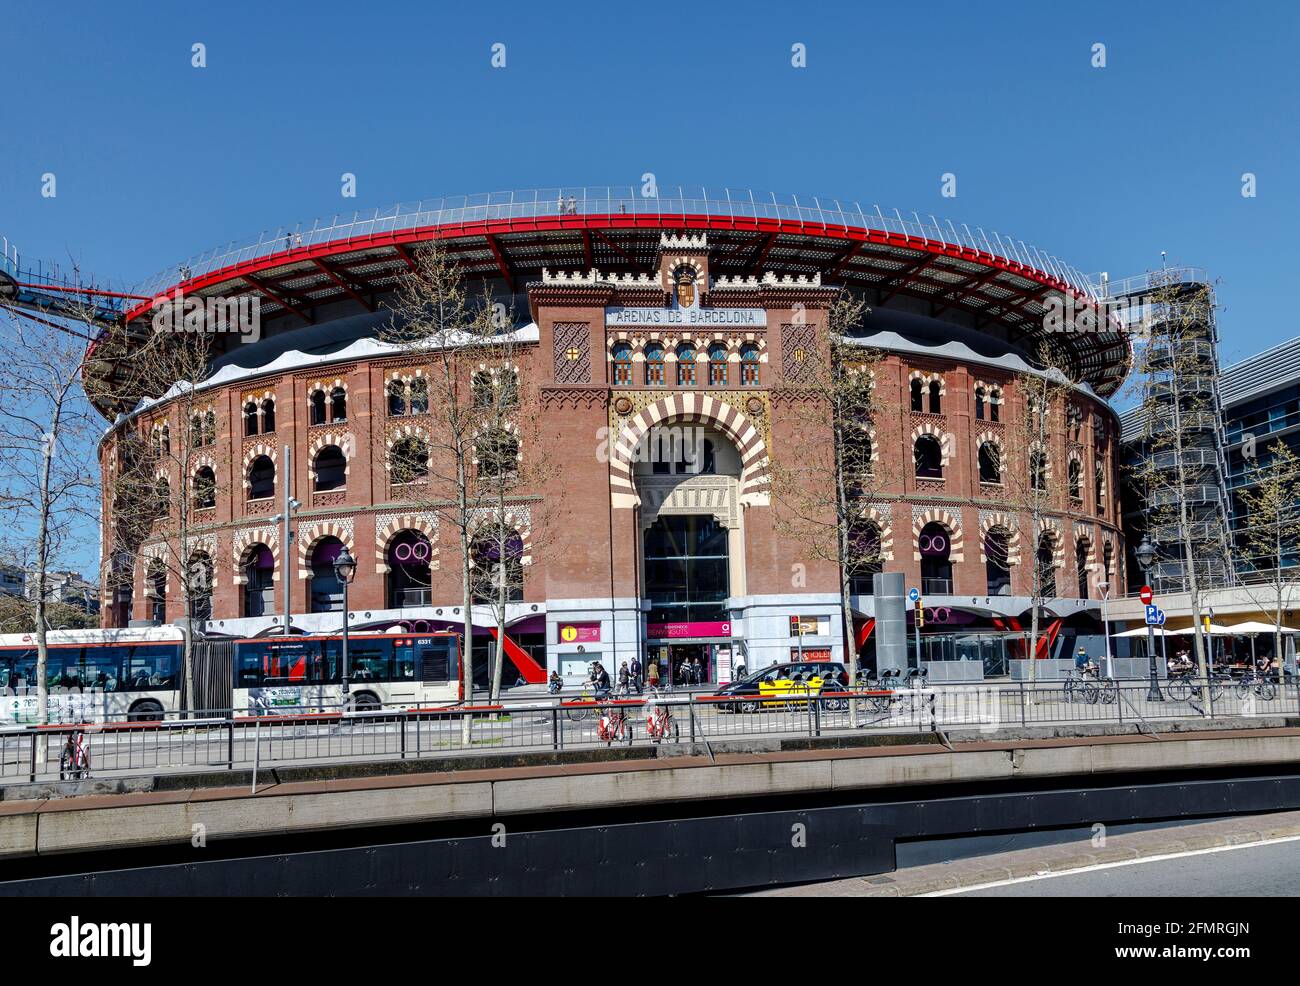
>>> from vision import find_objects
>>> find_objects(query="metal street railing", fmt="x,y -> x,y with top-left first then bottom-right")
2,677 -> 1295,787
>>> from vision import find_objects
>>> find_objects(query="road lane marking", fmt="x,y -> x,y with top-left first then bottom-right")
922,833 -> 1300,896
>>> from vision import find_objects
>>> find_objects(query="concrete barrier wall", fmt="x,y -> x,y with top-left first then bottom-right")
7,728 -> 1300,860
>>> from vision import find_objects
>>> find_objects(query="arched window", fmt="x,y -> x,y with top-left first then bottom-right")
919,522 -> 952,595
189,552 -> 213,622
260,398 -> 275,433
914,435 -> 943,478
152,476 -> 171,521
499,371 -> 518,408
476,427 -> 520,477
985,527 -> 1012,595
309,389 -> 326,425
612,343 -> 632,385
1031,450 -> 1048,492
975,387 -> 986,420
409,377 -> 428,414
470,525 -> 524,604
330,386 -> 347,422
989,388 -> 1001,423
387,530 -> 433,608
1076,540 -> 1090,598
848,519 -> 884,595
194,466 -> 216,509
740,344 -> 760,386
1068,458 -> 1082,499
313,445 -> 347,492
247,455 -> 275,500
645,344 -> 665,386
928,380 -> 942,414
1036,534 -> 1057,598
676,343 -> 696,386
242,545 -> 274,617
388,380 -> 407,416
243,401 -> 259,437
147,560 -> 167,624
978,442 -> 1001,484
309,537 -> 345,613
708,344 -> 728,386
842,425 -> 873,480
390,436 -> 428,484
910,379 -> 923,412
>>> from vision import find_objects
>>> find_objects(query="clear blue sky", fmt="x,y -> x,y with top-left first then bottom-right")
3,0 -> 1295,365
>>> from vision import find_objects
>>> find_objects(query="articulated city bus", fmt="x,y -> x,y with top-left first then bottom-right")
0,626 -> 185,724
230,631 -> 462,714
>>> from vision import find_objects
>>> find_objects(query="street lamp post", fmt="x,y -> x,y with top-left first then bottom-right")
1098,579 -> 1113,680
1135,538 -> 1163,701
333,546 -> 357,700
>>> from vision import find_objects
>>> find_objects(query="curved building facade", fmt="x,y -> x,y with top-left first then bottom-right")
95,190 -> 1128,682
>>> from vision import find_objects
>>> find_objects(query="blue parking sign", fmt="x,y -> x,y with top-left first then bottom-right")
1145,605 -> 1165,626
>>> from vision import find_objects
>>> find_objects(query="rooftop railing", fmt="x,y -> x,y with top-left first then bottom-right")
130,186 -> 1104,302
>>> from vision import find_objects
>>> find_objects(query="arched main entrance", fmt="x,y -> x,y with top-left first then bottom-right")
635,423 -> 745,686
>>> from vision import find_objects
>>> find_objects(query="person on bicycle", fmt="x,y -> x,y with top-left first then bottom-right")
1075,647 -> 1098,677
592,662 -> 612,700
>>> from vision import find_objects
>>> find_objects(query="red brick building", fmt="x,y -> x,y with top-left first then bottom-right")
94,191 -> 1128,683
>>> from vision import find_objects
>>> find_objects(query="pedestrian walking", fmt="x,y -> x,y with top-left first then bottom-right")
647,659 -> 660,689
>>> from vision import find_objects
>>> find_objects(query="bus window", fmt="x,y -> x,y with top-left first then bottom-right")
349,645 -> 390,682
122,645 -> 178,690
77,646 -> 121,692
0,652 -> 13,690
393,641 -> 416,681
308,646 -> 337,684
418,639 -> 451,682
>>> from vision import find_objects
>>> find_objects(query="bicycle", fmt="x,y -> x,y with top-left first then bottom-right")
59,729 -> 91,781
563,683 -> 596,722
644,690 -> 680,743
1234,669 -> 1278,702
1063,669 -> 1100,705
597,703 -> 634,745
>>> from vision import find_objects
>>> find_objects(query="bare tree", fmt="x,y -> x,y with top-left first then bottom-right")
105,330 -> 222,711
1236,440 -> 1300,673
381,243 -> 504,715
769,292 -> 895,717
0,294 -> 153,723
995,344 -> 1074,684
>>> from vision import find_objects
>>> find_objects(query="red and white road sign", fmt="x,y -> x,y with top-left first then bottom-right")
1139,585 -> 1153,605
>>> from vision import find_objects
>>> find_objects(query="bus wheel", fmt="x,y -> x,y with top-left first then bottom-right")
350,692 -> 381,712
128,700 -> 164,722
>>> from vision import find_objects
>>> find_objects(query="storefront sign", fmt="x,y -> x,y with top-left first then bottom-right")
606,307 -> 766,327
647,621 -> 731,639
558,622 -> 601,644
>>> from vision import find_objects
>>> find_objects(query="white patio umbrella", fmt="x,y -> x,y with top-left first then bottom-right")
1113,626 -> 1179,637
1168,623 -> 1236,635
1224,620 -> 1300,634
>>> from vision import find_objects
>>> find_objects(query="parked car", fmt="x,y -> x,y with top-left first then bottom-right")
715,661 -> 849,713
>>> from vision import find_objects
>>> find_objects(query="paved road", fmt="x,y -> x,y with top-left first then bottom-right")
955,837 -> 1300,896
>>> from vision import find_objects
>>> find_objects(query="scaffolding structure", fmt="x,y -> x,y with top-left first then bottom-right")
1114,268 -> 1234,593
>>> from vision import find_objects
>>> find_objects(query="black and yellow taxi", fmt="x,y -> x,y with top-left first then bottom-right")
715,661 -> 849,713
